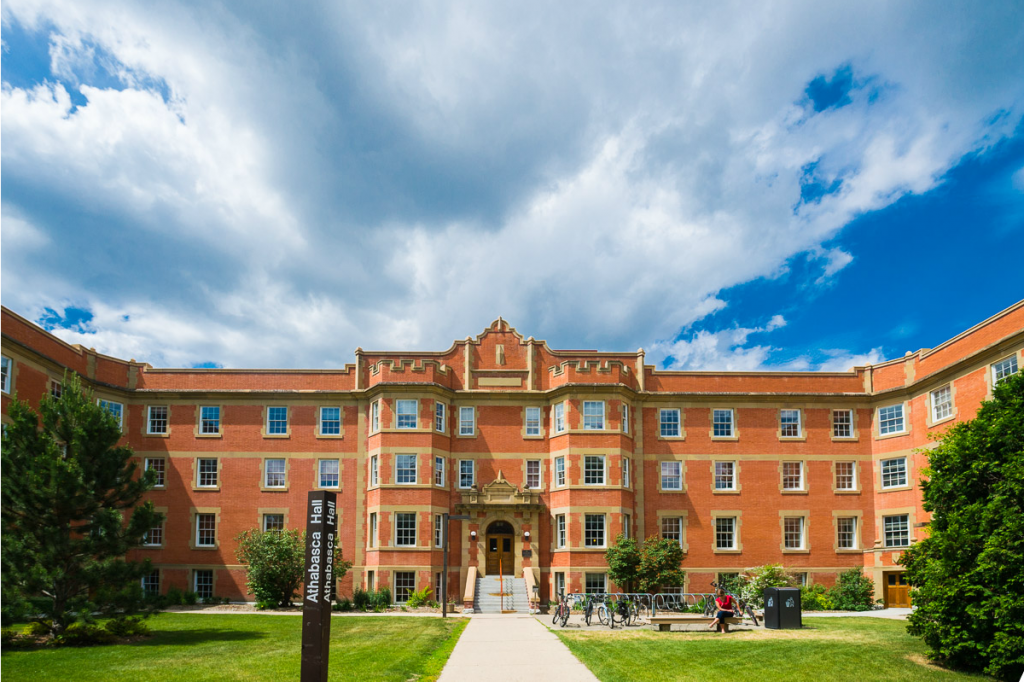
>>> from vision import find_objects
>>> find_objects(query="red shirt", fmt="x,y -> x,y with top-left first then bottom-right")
716,595 -> 735,610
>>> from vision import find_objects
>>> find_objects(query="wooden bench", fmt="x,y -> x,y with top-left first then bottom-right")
649,614 -> 744,632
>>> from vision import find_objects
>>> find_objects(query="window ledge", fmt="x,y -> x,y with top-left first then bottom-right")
659,488 -> 687,494
834,549 -> 862,554
145,432 -> 171,438
927,414 -> 956,428
712,489 -> 741,495
875,430 -> 909,441
880,485 -> 913,493
713,549 -> 742,554
781,489 -> 809,495
262,434 -> 291,439
316,434 -> 344,440
781,549 -> 810,554
658,435 -> 685,441
260,486 -> 290,493
710,435 -> 739,442
833,489 -> 862,495
192,486 -> 222,492
830,436 -> 860,443
778,436 -> 807,442
195,433 -> 223,439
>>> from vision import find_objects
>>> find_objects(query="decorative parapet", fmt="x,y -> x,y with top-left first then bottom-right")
366,358 -> 450,376
457,472 -> 539,510
547,358 -> 633,377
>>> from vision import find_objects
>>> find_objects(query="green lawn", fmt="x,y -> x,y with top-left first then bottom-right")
1,613 -> 467,682
554,617 -> 990,682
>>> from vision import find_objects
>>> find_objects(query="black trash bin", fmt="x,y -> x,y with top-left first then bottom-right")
763,587 -> 802,629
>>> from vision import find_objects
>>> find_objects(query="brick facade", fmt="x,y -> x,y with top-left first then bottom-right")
2,304 -> 1022,605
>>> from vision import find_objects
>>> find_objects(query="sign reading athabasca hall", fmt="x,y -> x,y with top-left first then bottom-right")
301,490 -> 337,682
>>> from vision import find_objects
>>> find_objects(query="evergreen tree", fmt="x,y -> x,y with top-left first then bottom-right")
901,371 -> 1024,681
1,374 -> 163,634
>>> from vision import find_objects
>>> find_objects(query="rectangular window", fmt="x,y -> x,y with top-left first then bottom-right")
555,572 -> 566,597
783,517 -> 805,549
660,408 -> 681,437
556,514 -> 567,548
395,512 -> 417,546
554,402 -> 565,433
881,457 -> 908,489
370,455 -> 379,487
51,380 -> 63,399
713,409 -> 733,437
367,571 -> 375,592
396,400 -> 417,429
782,461 -> 804,490
623,513 -> 631,539
622,458 -> 630,488
266,406 -> 288,435
833,409 -> 853,438
622,404 -> 630,434
196,513 -> 216,547
780,409 -> 801,438
714,461 -> 735,490
194,570 -> 214,599
264,459 -> 286,488
661,461 -> 682,490
396,454 -> 418,485
395,572 -> 416,604
145,458 -> 166,487
371,401 -> 380,432
584,455 -> 605,485
144,522 -> 164,546
147,406 -> 168,435
459,407 -> 475,436
435,402 -> 446,432
837,517 -> 857,549
197,458 -> 218,488
1,356 -> 10,393
99,400 -> 124,428
142,570 -> 160,595
369,513 -> 378,548
715,517 -> 736,550
434,514 -> 443,548
555,456 -> 566,487
319,459 -> 340,488
263,513 -> 284,532
582,401 -> 604,430
526,460 -> 541,489
884,514 -> 910,547
931,386 -> 953,422
584,514 -> 606,547
834,461 -> 856,490
661,516 -> 683,547
319,407 -> 341,435
459,460 -> 475,489
993,355 -> 1019,386
525,407 -> 541,436
879,404 -> 905,435
200,406 -> 221,434
434,456 -> 445,487
585,573 -> 606,594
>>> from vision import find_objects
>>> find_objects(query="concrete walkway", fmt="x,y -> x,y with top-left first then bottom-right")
439,614 -> 598,682
804,608 -> 912,620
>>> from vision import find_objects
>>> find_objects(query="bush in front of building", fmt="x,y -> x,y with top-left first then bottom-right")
800,584 -> 834,611
826,568 -> 876,611
739,564 -> 794,609
235,528 -> 351,609
0,374 -> 164,636
901,371 -> 1024,681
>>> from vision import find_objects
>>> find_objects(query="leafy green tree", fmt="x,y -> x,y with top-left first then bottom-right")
235,528 -> 351,608
739,564 -> 794,609
1,374 -> 163,634
605,534 -> 685,593
901,371 -> 1024,681
605,534 -> 641,592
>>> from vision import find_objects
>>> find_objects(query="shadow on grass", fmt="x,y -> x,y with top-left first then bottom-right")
133,629 -> 269,647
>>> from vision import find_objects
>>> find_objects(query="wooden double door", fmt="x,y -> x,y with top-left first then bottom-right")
485,521 -> 515,575
884,572 -> 911,608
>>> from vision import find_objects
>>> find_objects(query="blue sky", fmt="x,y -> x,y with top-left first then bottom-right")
2,2 -> 1022,370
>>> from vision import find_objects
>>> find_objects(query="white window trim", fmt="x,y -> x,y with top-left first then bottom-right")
877,403 -> 907,437
711,408 -> 735,438
434,514 -> 443,548
264,458 -> 287,489
661,460 -> 683,491
715,516 -> 738,551
714,461 -> 737,491
992,355 -> 1019,386
396,399 -> 418,430
555,514 -> 567,549
0,355 -> 11,394
435,402 -> 446,433
783,516 -> 806,550
196,458 -> 219,488
458,459 -> 475,489
622,458 -> 630,488
622,403 -> 630,434
553,402 -> 566,433
195,514 -> 217,547
880,456 -> 909,490
832,409 -> 855,439
145,457 -> 166,488
780,409 -> 802,439
266,405 -> 289,435
526,460 -> 542,489
143,522 -> 164,547
459,406 -> 476,436
584,513 -> 607,548
319,459 -> 340,489
394,512 -> 417,547
146,405 -> 168,435
525,407 -> 542,437
930,386 -> 954,423
370,454 -> 379,487
659,408 -> 682,438
554,456 -> 566,487
583,455 -> 606,486
98,399 -> 124,428
434,456 -> 445,487
781,461 -> 805,491
371,400 -> 380,433
395,454 -> 418,485
318,406 -> 343,437
582,401 -> 605,430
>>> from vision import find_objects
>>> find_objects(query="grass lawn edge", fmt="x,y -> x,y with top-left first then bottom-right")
417,618 -> 468,681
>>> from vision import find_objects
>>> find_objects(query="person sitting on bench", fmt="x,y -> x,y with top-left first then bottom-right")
708,589 -> 737,633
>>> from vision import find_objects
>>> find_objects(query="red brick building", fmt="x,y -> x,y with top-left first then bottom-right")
2,303 -> 1022,609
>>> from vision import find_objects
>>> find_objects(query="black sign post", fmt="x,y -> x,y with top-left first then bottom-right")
442,514 -> 470,618
301,490 -> 337,682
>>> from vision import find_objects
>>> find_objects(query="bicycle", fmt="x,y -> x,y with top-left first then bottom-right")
583,594 -> 609,626
608,596 -> 631,629
551,592 -> 571,627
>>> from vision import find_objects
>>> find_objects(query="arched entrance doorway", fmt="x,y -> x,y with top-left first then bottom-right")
485,520 -> 515,575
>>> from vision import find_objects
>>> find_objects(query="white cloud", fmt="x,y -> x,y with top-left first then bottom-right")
1,1 -> 1022,366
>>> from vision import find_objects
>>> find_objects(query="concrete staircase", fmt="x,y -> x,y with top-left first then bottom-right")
474,574 -> 529,613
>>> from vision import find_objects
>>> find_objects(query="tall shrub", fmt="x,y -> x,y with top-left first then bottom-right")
235,529 -> 351,608
827,568 -> 876,611
739,564 -> 794,609
901,371 -> 1024,681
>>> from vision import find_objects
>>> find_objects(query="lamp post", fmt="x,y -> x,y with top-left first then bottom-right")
443,513 -> 470,618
